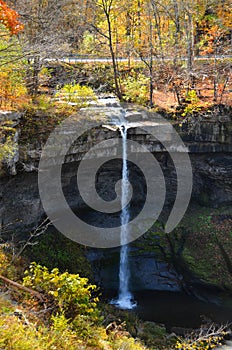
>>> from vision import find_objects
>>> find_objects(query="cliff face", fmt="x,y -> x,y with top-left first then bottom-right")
2,107 -> 231,229
0,107 -> 231,291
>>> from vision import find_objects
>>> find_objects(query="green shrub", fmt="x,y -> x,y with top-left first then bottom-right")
0,307 -> 83,350
22,95 -> 54,113
23,262 -> 99,320
0,121 -> 17,165
55,83 -> 97,107
181,90 -> 210,116
122,73 -> 149,105
24,230 -> 92,277
0,135 -> 16,163
112,337 -> 147,350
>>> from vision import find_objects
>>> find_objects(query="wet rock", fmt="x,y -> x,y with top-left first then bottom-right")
87,249 -> 181,291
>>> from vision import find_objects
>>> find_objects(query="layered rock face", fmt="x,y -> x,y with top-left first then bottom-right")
0,106 -> 231,290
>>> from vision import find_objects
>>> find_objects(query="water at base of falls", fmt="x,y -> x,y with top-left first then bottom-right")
111,293 -> 137,310
110,242 -> 137,309
111,124 -> 137,310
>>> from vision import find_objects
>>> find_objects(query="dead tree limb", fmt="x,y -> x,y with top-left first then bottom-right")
0,274 -> 44,303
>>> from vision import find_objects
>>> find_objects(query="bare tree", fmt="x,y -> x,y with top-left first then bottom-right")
89,0 -> 122,99
11,217 -> 52,261
0,217 -> 52,261
176,323 -> 231,349
134,1 -> 155,108
8,0 -> 89,96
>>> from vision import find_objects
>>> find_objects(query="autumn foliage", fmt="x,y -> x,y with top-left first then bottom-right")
0,0 -> 23,35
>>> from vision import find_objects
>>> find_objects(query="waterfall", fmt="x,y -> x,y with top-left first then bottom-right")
115,125 -> 136,309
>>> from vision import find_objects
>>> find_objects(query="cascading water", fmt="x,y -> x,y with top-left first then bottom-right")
113,125 -> 136,309
100,98 -> 137,309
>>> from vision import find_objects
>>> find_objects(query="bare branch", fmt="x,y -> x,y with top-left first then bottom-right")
11,217 -> 52,261
177,323 -> 231,348
0,274 -> 44,303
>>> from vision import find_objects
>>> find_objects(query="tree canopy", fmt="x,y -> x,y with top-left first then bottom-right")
0,0 -> 23,34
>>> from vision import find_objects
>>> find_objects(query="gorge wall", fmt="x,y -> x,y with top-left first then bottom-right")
0,105 -> 231,291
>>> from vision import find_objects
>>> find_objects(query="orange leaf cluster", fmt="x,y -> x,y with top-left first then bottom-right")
0,0 -> 24,35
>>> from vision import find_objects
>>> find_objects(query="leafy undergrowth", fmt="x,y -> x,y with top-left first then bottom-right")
0,260 -> 148,350
18,82 -> 99,146
0,242 -> 231,349
182,211 -> 232,289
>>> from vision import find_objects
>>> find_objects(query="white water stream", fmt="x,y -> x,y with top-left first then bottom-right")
113,125 -> 136,309
94,96 -> 137,308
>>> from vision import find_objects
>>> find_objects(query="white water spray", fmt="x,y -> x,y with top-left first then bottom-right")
114,125 -> 136,309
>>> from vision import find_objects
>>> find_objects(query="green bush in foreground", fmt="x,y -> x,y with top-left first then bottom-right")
23,262 -> 99,320
0,295 -> 147,350
21,262 -> 147,349
1,259 -> 228,349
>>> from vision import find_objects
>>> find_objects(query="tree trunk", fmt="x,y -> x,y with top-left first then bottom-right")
26,55 -> 41,97
106,14 -> 122,100
149,65 -> 153,108
148,7 -> 154,108
186,12 -> 195,92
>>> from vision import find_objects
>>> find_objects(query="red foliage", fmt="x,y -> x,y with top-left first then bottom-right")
0,0 -> 24,35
